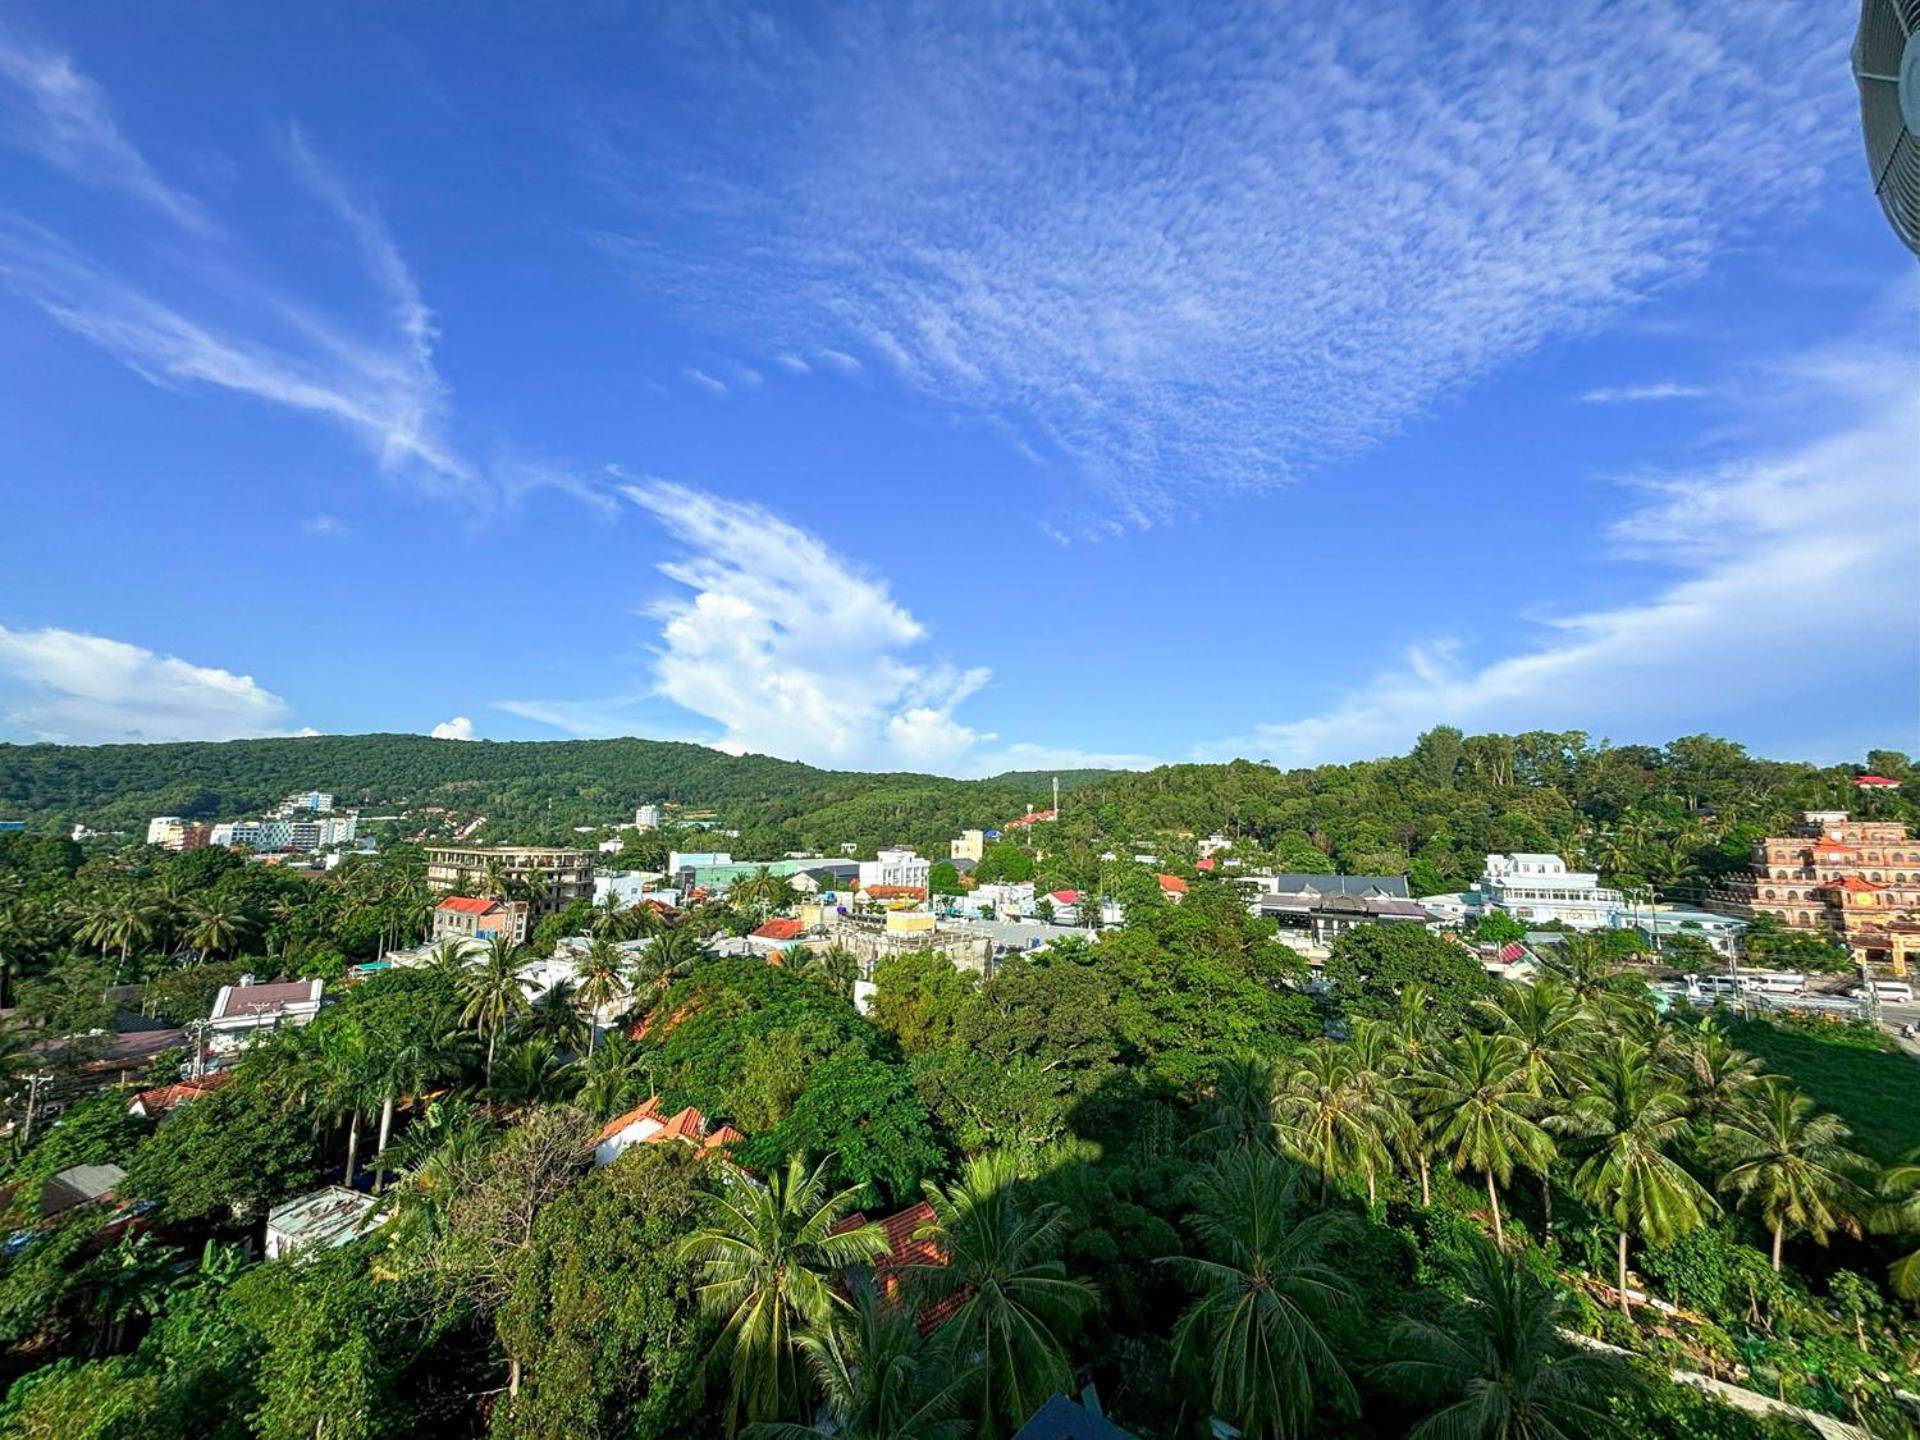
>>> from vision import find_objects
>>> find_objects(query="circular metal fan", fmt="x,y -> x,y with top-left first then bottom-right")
1853,0 -> 1920,254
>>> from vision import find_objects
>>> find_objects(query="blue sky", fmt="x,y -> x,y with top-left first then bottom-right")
0,2 -> 1914,776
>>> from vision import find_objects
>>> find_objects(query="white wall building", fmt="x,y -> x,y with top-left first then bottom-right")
1473,853 -> 1623,931
147,816 -> 185,847
635,803 -> 662,830
859,847 -> 931,891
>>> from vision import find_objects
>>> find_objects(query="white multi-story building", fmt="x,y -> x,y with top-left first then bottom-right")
859,847 -> 931,892
635,803 -> 662,830
1473,853 -> 1623,931
147,817 -> 185,848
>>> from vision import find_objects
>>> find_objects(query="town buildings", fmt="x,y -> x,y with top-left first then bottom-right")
858,847 -> 932,891
424,844 -> 594,916
1745,811 -> 1920,970
1470,853 -> 1624,930
432,895 -> 528,945
144,817 -> 212,851
265,1186 -> 378,1260
207,978 -> 325,1049
1256,883 -> 1434,961
635,803 -> 662,830
950,829 -> 985,862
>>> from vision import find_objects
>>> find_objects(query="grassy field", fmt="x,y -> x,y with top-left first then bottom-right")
1730,1017 -> 1920,1163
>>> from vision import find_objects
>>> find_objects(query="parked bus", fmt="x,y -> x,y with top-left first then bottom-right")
1685,974 -> 1742,997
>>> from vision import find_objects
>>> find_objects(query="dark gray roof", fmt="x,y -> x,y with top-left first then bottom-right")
1266,874 -> 1408,899
1013,1395 -> 1138,1440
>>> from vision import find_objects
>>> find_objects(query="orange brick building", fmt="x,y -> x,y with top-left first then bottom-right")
1749,811 -> 1920,971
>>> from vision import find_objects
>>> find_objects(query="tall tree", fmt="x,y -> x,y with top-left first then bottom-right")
1376,1231 -> 1639,1439
1157,1148 -> 1358,1440
908,1151 -> 1096,1437
458,935 -> 531,1086
1407,1032 -> 1554,1247
1712,1080 -> 1868,1271
1553,1039 -> 1717,1314
678,1157 -> 885,1433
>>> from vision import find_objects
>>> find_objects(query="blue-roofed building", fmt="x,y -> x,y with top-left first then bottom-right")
1013,1394 -> 1138,1440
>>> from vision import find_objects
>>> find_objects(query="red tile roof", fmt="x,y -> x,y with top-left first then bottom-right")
1823,875 -> 1884,892
752,918 -> 806,941
865,885 -> 927,900
1006,810 -> 1056,828
702,1124 -> 746,1149
1497,941 -> 1525,964
1158,874 -> 1188,893
656,1106 -> 707,1143
128,1069 -> 232,1116
1813,838 -> 1853,853
1196,857 -> 1217,872
1048,889 -> 1079,904
1856,775 -> 1902,787
596,1095 -> 663,1143
437,896 -> 503,914
870,1201 -> 963,1330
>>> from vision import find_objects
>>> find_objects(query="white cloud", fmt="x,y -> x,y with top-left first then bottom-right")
302,514 -> 347,538
813,348 -> 862,375
504,481 -> 992,771
0,625 -> 295,743
682,367 -> 728,396
430,715 -> 477,740
0,27 -> 213,232
733,364 -> 763,388
596,2 -> 1848,528
774,352 -> 811,373
1579,381 -> 1709,404
1204,327 -> 1920,766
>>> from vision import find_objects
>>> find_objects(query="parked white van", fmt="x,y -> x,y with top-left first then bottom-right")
1737,972 -> 1807,996
1686,974 -> 1742,997
1850,981 -> 1914,1004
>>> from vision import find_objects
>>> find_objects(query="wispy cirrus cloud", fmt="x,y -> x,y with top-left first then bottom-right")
0,625 -> 297,743
1204,320 -> 1920,767
1578,381 -> 1709,405
592,1 -> 1849,531
682,366 -> 728,396
0,24 -> 213,232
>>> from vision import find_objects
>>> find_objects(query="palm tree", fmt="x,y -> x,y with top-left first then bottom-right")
1543,934 -> 1647,1026
1376,1230 -> 1640,1439
183,900 -> 254,962
458,935 -> 531,1087
1156,1147 -> 1358,1439
574,936 -> 628,1056
1552,1038 -> 1717,1315
1275,1041 -> 1387,1204
908,1151 -> 1097,1436
518,979 -> 587,1051
632,927 -> 709,1014
793,944 -> 861,1002
744,1276 -> 971,1440
425,937 -> 473,985
1877,1145 -> 1920,1299
578,1030 -> 650,1118
370,1015 -> 469,1191
678,1157 -> 887,1433
491,1036 -> 580,1107
1712,1080 -> 1868,1271
1477,977 -> 1583,1235
1407,1032 -> 1553,1247
1676,1021 -> 1764,1130
1197,1054 -> 1283,1154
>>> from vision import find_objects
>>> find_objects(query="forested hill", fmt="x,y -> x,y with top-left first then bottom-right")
0,733 -> 1098,847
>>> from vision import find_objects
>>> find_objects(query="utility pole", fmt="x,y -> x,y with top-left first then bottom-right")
183,1019 -> 211,1079
20,1072 -> 54,1148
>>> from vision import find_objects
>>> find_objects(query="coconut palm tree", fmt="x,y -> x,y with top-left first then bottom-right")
490,1036 -> 580,1107
182,900 -> 254,963
678,1156 -> 887,1433
744,1276 -> 971,1440
1878,1145 -> 1920,1299
1543,935 -> 1647,1026
1156,1147 -> 1358,1440
1275,1041 -> 1388,1204
793,944 -> 861,1002
1375,1230 -> 1640,1439
1407,1032 -> 1553,1247
370,1015 -> 469,1191
907,1151 -> 1097,1436
1476,976 -> 1584,1235
518,979 -> 587,1051
1552,1038 -> 1717,1315
632,927 -> 709,1014
1197,1054 -> 1283,1154
1678,1021 -> 1765,1130
1712,1080 -> 1869,1271
578,1030 -> 650,1118
458,935 -> 531,1087
574,936 -> 628,1056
